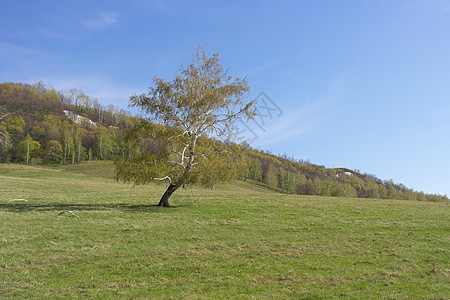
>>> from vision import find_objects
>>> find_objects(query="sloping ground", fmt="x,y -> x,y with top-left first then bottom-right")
0,162 -> 449,299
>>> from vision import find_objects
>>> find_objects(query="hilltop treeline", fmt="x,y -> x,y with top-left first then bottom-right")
0,82 -> 135,164
238,150 -> 447,202
0,82 -> 447,202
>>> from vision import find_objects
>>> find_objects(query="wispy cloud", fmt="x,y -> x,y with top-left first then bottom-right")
441,4 -> 450,14
401,0 -> 433,10
249,74 -> 349,148
252,97 -> 332,147
0,42 -> 54,63
38,75 -> 140,108
245,51 -> 316,77
401,0 -> 450,14
146,0 -> 176,14
81,12 -> 119,30
0,42 -> 39,56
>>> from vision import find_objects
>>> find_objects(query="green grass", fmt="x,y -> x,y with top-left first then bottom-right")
0,162 -> 449,299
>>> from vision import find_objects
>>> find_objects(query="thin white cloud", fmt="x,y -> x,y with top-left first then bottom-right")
81,12 -> 119,30
401,0 -> 450,14
401,0 -> 432,10
38,75 -> 140,109
245,51 -> 314,77
441,4 -> 450,14
147,0 -> 176,14
0,42 -> 42,56
248,74 -> 349,148
0,42 -> 54,65
252,98 -> 332,147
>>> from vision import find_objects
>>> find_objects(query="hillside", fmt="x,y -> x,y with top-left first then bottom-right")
0,82 -> 134,164
0,81 -> 447,202
0,162 -> 448,298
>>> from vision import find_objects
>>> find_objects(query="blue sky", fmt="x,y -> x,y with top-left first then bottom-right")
1,0 -> 450,196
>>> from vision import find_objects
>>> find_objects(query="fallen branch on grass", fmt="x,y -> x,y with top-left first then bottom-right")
4,198 -> 28,202
58,210 -> 79,217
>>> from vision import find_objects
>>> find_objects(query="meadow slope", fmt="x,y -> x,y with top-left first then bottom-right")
0,162 -> 448,299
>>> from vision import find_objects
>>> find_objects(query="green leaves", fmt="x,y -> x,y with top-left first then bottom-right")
130,46 -> 253,136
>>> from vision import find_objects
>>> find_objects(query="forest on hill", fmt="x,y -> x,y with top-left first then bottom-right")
0,81 -> 447,202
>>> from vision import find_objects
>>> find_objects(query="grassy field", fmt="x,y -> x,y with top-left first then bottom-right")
0,162 -> 449,299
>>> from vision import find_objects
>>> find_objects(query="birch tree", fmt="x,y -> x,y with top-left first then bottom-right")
17,134 -> 41,164
0,113 -> 7,149
115,47 -> 255,207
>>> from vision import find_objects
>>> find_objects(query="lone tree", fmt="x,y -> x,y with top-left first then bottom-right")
115,47 -> 255,207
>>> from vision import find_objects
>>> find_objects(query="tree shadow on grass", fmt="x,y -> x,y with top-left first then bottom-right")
0,202 -> 185,214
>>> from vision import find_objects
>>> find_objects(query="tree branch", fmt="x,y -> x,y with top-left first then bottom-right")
153,176 -> 172,184
169,160 -> 186,169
